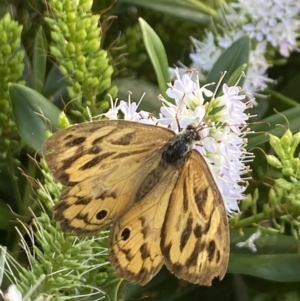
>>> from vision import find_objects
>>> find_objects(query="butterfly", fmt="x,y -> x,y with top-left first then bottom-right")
43,119 -> 229,286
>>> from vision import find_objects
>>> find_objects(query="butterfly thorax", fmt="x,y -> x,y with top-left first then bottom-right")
162,125 -> 201,165
134,125 -> 200,202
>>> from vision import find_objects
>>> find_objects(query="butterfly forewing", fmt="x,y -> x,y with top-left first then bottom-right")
43,120 -> 174,235
43,120 -> 174,185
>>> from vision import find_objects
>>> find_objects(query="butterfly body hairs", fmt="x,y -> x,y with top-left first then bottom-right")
43,119 -> 229,286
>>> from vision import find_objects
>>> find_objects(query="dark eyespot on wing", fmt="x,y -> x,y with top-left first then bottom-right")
121,228 -> 131,240
96,210 -> 107,220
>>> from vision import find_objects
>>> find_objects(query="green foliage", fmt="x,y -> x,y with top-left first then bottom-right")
0,2 -> 119,299
0,13 -> 24,155
18,213 -> 110,300
45,0 -> 116,120
0,0 -> 300,300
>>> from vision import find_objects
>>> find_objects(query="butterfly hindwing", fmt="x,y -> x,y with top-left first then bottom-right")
160,151 -> 229,285
109,160 -> 182,285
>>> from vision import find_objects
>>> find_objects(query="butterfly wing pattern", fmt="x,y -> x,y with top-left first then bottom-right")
43,120 -> 174,235
43,120 -> 229,285
161,151 -> 229,285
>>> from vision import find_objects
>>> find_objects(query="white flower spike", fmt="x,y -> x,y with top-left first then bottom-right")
106,69 -> 253,213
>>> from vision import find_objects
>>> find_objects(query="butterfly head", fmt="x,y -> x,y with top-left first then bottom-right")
185,122 -> 203,142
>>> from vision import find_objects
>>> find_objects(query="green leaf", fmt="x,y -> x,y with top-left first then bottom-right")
229,229 -> 300,282
226,63 -> 248,88
119,0 -> 212,23
207,35 -> 250,91
266,89 -> 299,108
32,26 -> 47,92
0,200 -> 15,231
42,65 -> 69,109
139,18 -> 170,99
247,106 -> 300,148
9,84 -> 61,153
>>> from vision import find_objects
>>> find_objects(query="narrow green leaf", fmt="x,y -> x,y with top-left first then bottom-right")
226,63 -> 247,87
266,89 -> 299,108
119,0 -> 211,23
230,254 -> 300,282
229,229 -> 300,282
9,84 -> 61,153
32,26 -> 47,92
0,200 -> 15,231
247,106 -> 300,148
42,65 -> 69,109
207,35 -> 250,91
139,18 -> 170,99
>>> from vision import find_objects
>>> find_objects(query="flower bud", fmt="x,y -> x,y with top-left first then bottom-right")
281,129 -> 292,147
275,178 -> 292,190
266,155 -> 282,168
